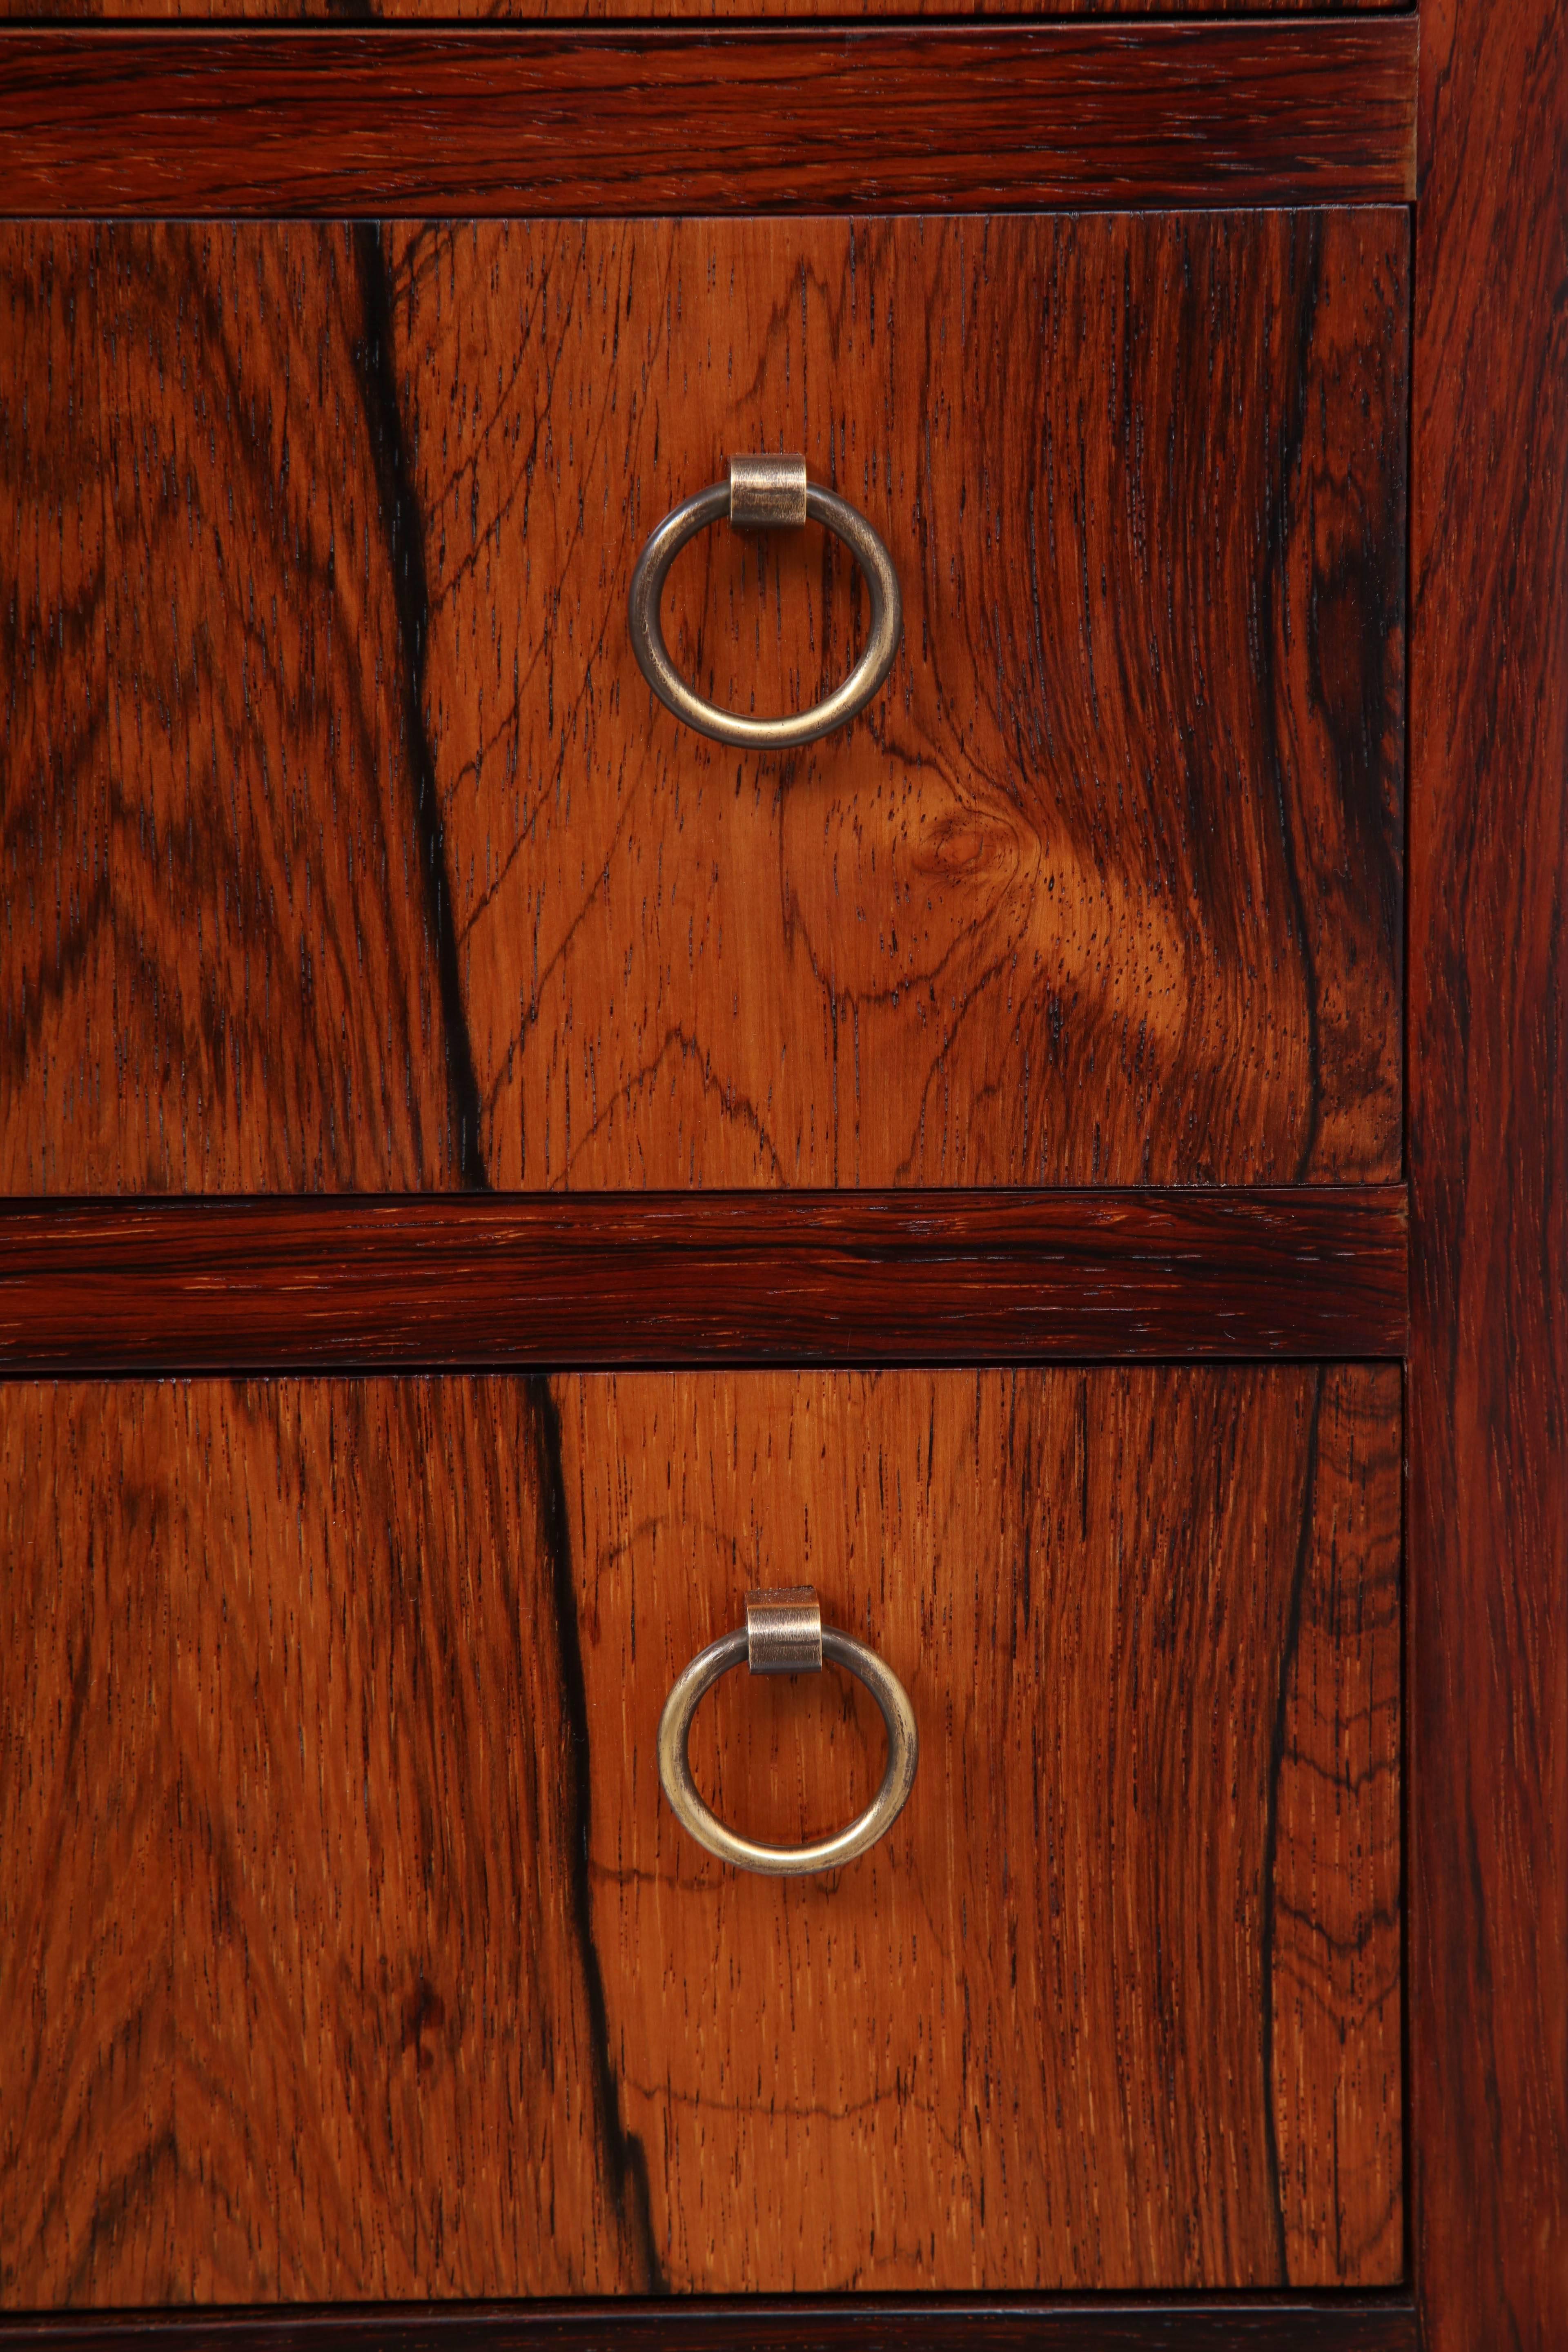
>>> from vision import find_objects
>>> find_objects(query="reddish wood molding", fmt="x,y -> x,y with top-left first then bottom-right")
1409,0 -> 1568,2346
0,1190 -> 1408,1372
0,24 -> 1417,215
0,2301 -> 1420,2352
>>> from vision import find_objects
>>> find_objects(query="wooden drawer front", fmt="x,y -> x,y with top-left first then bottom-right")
2,1368 -> 1401,2299
2,212 -> 1406,1194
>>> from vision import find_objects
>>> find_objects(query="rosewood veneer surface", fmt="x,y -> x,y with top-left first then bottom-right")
2,213 -> 1406,1195
0,0 -> 1401,18
4,0 -> 1560,2337
0,1369 -> 1401,2299
1407,0 -> 1568,2345
0,28 -> 1417,215
0,1191 -> 1409,1370
0,2305 -> 1422,2352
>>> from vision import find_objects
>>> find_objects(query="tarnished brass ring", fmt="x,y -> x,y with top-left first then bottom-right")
628,462 -> 902,751
656,1621 -> 918,1877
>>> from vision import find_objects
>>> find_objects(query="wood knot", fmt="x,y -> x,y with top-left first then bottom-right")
401,1976 -> 447,2074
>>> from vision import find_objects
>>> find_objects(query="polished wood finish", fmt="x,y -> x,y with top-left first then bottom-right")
0,221 -> 454,1192
0,1189 -> 1410,1372
0,27 -> 1417,216
0,1379 -> 652,2304
0,2305 -> 1422,2352
1408,0 -> 1568,2344
0,1369 -> 1402,2299
1271,1375 -> 1405,2284
2,212 -> 1407,1194
0,0 -> 1402,21
571,1365 -> 1403,2292
0,2304 -> 1421,2352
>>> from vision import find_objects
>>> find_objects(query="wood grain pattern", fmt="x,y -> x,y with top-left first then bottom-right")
1269,1372 -> 1402,2285
1,1369 -> 1402,2300
0,28 -> 1418,216
0,2301 -> 1422,2352
2,213 -> 1407,1193
1408,0 -> 1568,2344
0,0 -> 1400,21
0,1378 -> 656,2305
564,1364 -> 1403,2291
0,222 -> 458,1190
0,1189 -> 1411,1371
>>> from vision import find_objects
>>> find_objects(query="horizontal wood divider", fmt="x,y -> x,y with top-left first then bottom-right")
0,1189 -> 1408,1373
0,23 -> 1417,216
0,2298 -> 1420,2352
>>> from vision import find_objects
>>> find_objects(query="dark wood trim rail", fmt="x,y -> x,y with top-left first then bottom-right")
0,2299 -> 1421,2352
0,23 -> 1417,217
0,1189 -> 1408,1373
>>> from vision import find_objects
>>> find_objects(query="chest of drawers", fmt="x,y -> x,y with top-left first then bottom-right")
0,6 -> 1562,2350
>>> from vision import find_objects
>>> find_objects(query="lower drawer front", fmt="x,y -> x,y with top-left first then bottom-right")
0,1368 -> 1401,2301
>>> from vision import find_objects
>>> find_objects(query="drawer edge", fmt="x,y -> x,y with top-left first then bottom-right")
0,23 -> 1417,216
0,2301 -> 1421,2351
0,1187 -> 1409,1372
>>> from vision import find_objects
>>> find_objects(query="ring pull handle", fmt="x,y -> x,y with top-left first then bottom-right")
657,1585 -> 918,1877
628,455 -> 903,750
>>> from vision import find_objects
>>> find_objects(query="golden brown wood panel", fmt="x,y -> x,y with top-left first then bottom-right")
1,1369 -> 1401,2299
0,225 -> 457,1190
2,214 -> 1405,1192
568,1365 -> 1402,2290
0,1379 -> 651,2303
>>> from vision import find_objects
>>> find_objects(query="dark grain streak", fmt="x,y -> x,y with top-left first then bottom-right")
354,256 -> 658,2273
1259,1368 -> 1325,2276
530,1372 -> 666,2295
353,223 -> 486,1189
1260,225 -> 1324,1181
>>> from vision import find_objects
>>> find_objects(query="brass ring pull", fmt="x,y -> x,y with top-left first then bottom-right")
628,456 -> 902,749
656,1586 -> 918,1877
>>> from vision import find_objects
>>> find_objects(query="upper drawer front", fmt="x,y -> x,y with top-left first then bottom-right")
2,1365 -> 1401,2300
2,213 -> 1406,1193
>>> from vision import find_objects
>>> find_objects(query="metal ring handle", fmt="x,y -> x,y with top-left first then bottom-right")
657,1617 -> 918,1877
628,459 -> 902,750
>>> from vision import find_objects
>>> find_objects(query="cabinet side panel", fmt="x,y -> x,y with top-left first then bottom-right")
1410,0 -> 1568,2342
